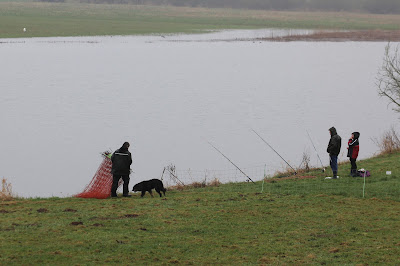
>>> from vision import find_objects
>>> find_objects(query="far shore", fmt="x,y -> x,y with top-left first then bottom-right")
258,29 -> 400,42
1,29 -> 399,43
1,2 -> 400,39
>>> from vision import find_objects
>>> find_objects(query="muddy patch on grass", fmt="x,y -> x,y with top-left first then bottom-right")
91,223 -> 104,227
63,208 -> 77,212
1,227 -> 15,231
0,202 -> 17,207
37,208 -> 49,213
266,175 -> 317,183
265,175 -> 317,183
0,223 -> 39,231
70,221 -> 83,226
124,214 -> 139,218
329,247 -> 340,253
90,216 -> 111,221
90,213 -> 140,220
10,223 -> 38,227
310,232 -> 336,238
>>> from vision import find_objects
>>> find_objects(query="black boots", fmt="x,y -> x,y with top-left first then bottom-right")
350,169 -> 358,177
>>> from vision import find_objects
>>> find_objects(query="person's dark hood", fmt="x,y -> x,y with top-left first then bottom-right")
329,127 -> 337,136
119,142 -> 130,152
352,132 -> 360,140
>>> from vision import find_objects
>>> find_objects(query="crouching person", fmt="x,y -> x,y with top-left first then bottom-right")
111,142 -> 132,198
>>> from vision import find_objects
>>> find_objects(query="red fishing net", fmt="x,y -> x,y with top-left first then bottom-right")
74,152 -> 121,199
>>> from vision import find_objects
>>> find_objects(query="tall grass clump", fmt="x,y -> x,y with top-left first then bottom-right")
269,149 -> 314,178
373,126 -> 400,154
169,178 -> 221,191
1,178 -> 13,200
298,149 -> 311,172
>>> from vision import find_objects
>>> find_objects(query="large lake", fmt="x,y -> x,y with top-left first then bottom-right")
1,29 -> 398,197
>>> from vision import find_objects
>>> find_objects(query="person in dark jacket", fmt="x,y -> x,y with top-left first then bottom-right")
326,127 -> 341,179
347,132 -> 360,177
110,142 -> 132,197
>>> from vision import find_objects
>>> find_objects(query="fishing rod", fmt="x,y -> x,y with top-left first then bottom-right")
306,130 -> 326,172
207,141 -> 255,184
251,129 -> 297,175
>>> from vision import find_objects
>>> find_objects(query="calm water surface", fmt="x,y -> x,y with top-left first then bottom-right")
1,30 -> 398,197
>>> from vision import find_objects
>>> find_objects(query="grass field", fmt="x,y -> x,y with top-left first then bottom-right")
1,1 -> 400,38
2,2 -> 399,264
1,151 -> 399,264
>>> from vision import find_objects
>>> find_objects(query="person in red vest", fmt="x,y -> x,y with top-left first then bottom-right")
347,132 -> 360,177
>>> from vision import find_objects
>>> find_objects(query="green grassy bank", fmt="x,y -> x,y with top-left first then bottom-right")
1,2 -> 400,38
1,152 -> 399,264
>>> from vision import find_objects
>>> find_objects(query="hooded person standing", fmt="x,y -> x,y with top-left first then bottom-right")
347,132 -> 360,177
326,127 -> 341,179
110,142 -> 132,197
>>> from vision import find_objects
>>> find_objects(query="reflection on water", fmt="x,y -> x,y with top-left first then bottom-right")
0,30 -> 398,197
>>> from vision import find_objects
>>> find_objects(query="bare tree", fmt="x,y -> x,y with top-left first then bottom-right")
377,43 -> 400,113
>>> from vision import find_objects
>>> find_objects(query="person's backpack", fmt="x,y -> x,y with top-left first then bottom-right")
357,169 -> 370,177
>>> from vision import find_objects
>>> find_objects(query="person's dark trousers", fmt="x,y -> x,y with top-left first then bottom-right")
330,155 -> 338,178
350,158 -> 357,176
121,175 -> 130,195
111,174 -> 130,197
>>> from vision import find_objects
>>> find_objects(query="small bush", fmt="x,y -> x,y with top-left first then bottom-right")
270,150 -> 315,178
208,178 -> 222,187
1,178 -> 13,201
373,127 -> 400,154
298,149 -> 311,173
272,168 -> 297,179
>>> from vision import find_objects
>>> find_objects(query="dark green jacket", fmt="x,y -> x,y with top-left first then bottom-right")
327,127 -> 341,156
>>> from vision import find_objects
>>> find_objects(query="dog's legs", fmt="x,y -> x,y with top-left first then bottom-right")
149,190 -> 154,198
156,189 -> 162,197
141,191 -> 145,197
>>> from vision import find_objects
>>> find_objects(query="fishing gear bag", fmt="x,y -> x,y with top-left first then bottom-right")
357,169 -> 370,177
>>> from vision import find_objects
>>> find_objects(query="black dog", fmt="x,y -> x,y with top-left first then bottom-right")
132,179 -> 166,197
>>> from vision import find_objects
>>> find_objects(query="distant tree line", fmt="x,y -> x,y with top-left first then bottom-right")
37,0 -> 400,14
